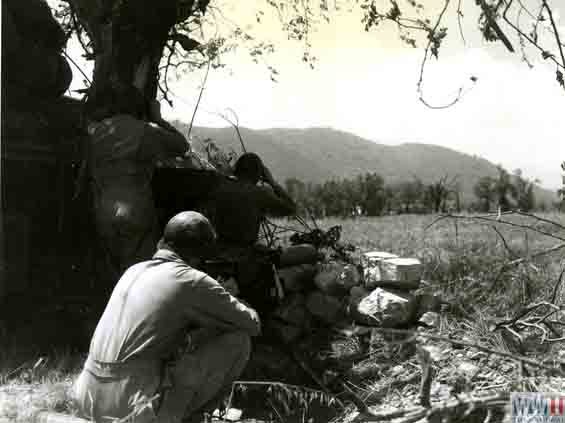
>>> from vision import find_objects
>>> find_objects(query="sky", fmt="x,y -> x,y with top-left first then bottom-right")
58,0 -> 565,190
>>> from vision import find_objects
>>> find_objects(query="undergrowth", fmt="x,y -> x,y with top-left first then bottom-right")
3,213 -> 565,421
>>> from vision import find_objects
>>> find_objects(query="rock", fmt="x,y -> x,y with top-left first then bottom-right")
362,251 -> 399,267
279,244 -> 319,267
418,311 -> 440,327
212,408 -> 242,422
355,287 -> 417,327
314,262 -> 361,297
457,361 -> 479,376
278,264 -> 317,292
365,258 -> 422,290
415,293 -> 443,316
390,365 -> 405,376
349,286 -> 369,306
306,291 -> 344,325
270,321 -> 303,343
273,294 -> 308,325
270,294 -> 310,342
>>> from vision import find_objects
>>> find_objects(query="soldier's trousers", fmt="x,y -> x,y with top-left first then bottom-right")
73,331 -> 251,423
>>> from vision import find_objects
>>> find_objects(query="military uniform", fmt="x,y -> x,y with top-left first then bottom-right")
73,248 -> 260,422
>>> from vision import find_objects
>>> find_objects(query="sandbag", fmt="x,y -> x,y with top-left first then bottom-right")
278,264 -> 317,292
314,261 -> 360,297
2,0 -> 72,101
279,244 -> 319,267
5,0 -> 67,50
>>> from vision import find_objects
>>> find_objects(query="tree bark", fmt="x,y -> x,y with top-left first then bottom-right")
67,0 -> 197,112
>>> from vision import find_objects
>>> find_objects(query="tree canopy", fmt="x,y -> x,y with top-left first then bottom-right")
49,0 -> 565,110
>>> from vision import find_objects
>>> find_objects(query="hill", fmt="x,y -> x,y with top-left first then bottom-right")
172,122 -> 556,207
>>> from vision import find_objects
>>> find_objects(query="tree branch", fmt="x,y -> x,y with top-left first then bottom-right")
542,0 -> 565,68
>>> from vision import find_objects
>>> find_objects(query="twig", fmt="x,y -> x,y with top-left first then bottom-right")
187,60 -> 211,140
267,397 -> 285,423
226,380 -> 340,410
360,326 -> 564,374
340,381 -> 369,413
416,0 -> 456,109
513,210 -> 565,232
355,393 -> 509,423
430,212 -> 565,243
61,50 -> 91,85
456,0 -> 466,45
542,0 -> 565,68
217,108 -> 247,153
3,360 -> 34,382
551,264 -> 565,303
69,6 -> 91,59
290,349 -> 345,408
478,0 -> 514,52
503,243 -> 565,269
502,0 -> 564,70
491,225 -> 516,258
493,301 -> 560,329
416,345 -> 433,408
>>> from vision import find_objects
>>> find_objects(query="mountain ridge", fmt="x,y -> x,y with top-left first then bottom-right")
172,122 -> 556,207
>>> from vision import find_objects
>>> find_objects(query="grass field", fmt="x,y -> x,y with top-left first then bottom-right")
3,212 -> 565,422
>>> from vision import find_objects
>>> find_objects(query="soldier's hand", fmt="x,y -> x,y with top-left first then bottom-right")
249,308 -> 262,334
219,276 -> 240,296
262,164 -> 275,186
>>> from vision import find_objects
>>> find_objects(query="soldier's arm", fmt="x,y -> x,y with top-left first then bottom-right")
146,100 -> 189,157
256,164 -> 296,216
187,274 -> 261,337
255,185 -> 296,217
146,124 -> 189,157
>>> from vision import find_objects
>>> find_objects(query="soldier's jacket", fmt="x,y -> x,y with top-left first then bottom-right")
208,177 -> 295,247
87,114 -> 187,271
73,248 -> 260,422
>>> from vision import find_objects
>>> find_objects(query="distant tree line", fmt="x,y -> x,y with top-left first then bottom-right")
285,173 -> 461,218
285,166 -> 544,218
473,166 -> 538,213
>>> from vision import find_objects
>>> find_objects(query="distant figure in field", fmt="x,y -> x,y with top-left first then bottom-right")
73,211 -> 261,423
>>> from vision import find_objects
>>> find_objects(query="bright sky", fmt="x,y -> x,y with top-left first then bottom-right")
59,0 -> 565,190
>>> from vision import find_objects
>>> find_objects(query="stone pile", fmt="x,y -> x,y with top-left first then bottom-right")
268,250 -> 440,343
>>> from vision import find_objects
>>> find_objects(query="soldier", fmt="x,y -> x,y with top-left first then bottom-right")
206,153 -> 318,310
85,86 -> 189,276
209,152 -> 297,248
73,211 -> 261,423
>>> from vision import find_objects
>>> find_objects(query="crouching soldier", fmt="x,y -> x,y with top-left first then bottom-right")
73,211 -> 261,423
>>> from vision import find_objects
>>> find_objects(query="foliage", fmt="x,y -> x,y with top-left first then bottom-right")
6,213 -> 565,421
49,0 -> 565,107
473,175 -> 497,212
473,167 -> 538,212
285,172 -> 463,217
513,169 -> 537,212
289,225 -> 356,261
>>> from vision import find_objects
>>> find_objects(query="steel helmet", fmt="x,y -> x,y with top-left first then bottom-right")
162,211 -> 217,251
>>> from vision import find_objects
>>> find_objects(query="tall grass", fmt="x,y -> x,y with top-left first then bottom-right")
0,345 -> 83,421
289,213 -> 565,314
3,212 -> 565,420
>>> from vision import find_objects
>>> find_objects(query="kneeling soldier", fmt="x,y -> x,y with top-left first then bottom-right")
73,211 -> 261,422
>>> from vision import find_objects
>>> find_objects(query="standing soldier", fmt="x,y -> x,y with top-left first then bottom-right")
85,86 -> 189,277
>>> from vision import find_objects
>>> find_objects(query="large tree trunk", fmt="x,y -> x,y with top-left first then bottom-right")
67,0 -> 188,111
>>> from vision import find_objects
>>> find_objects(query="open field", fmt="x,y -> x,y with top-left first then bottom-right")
3,212 -> 565,422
